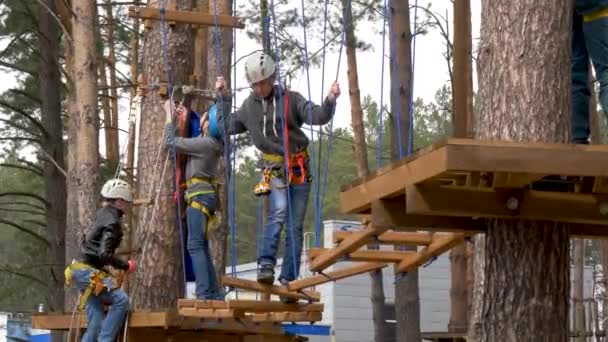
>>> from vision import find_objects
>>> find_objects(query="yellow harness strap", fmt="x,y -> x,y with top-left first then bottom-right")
185,177 -> 214,187
584,7 -> 608,22
262,150 -> 309,164
64,261 -> 115,310
189,200 -> 216,239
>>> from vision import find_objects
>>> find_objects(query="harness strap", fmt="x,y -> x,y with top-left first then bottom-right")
189,200 -> 216,239
64,261 -> 115,311
584,7 -> 608,22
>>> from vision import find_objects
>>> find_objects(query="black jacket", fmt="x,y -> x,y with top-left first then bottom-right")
80,206 -> 129,270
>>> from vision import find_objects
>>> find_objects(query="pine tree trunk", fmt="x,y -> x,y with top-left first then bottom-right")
97,20 -> 114,162
260,0 -> 270,54
389,0 -> 421,341
104,0 -> 120,165
132,0 -> 194,310
38,2 -> 66,340
474,1 -> 572,340
340,0 -> 387,339
449,0 -> 472,333
127,0 -> 140,185
191,0 -> 209,113
206,0 -> 233,286
65,0 -> 100,276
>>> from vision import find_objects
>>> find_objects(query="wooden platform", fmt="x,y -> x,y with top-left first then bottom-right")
31,310 -> 306,341
340,139 -> 608,237
178,299 -> 323,323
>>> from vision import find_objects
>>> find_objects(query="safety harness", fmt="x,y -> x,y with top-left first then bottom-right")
64,261 -> 119,310
255,92 -> 310,195
183,177 -> 217,238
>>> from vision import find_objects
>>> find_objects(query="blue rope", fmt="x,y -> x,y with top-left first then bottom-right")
210,0 -> 237,277
408,0 -> 419,156
377,0 -> 388,168
158,0 -> 187,294
387,0 -> 404,159
257,197 -> 263,258
269,0 -> 299,279
319,0 -> 349,214
299,0 -> 321,248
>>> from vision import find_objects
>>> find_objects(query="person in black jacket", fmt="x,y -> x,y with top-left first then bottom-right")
65,178 -> 134,342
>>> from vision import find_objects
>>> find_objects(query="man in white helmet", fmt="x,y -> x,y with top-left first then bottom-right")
215,50 -> 341,298
64,178 -> 134,342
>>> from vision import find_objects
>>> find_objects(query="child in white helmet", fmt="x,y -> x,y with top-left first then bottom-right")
66,178 -> 134,342
215,51 -> 340,297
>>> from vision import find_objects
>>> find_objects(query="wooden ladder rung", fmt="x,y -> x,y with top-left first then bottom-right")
128,6 -> 245,29
222,276 -> 320,302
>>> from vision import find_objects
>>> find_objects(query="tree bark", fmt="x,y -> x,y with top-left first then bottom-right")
340,0 -> 387,340
66,0 -> 100,280
132,0 -> 194,310
97,18 -> 115,163
104,0 -> 121,165
474,1 -> 572,340
449,0 -> 472,333
191,0 -> 209,113
38,2 -> 66,341
389,0 -> 421,341
206,0 -> 233,287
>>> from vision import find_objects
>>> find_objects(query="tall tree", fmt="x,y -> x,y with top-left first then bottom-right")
340,0 -> 387,340
65,0 -> 100,282
389,0 -> 421,340
473,1 -> 571,340
449,0 -> 472,333
38,0 -> 67,325
132,0 -> 195,309
206,0 -> 234,287
103,0 -> 121,166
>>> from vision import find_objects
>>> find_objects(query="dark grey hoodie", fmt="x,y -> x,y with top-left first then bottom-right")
220,86 -> 335,168
164,123 -> 223,197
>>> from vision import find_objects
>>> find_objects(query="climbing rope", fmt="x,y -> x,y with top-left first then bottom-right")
377,0 -> 388,168
408,0 -> 419,156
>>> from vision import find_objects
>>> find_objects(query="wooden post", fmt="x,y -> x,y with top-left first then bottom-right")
573,239 -> 585,342
449,0 -> 472,334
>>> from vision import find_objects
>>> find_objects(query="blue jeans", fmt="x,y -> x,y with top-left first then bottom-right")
572,12 -> 608,142
258,175 -> 311,282
71,268 -> 129,342
186,193 -> 221,300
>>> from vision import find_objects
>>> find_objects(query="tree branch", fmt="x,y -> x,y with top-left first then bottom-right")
23,219 -> 46,228
0,118 -> 40,137
0,201 -> 45,211
0,99 -> 47,137
0,192 -> 50,208
0,61 -> 38,77
8,88 -> 42,105
0,163 -> 43,177
0,136 -> 41,145
0,265 -> 47,287
38,149 -> 67,178
0,218 -> 49,246
0,207 -> 45,216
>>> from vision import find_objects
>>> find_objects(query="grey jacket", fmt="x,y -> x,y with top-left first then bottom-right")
220,86 -> 336,169
164,123 -> 223,197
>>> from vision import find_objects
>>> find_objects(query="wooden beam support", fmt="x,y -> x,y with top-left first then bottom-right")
221,276 -> 320,302
288,262 -> 387,291
396,233 -> 465,273
251,311 -> 322,323
128,6 -> 245,29
32,311 -> 171,330
308,248 -> 416,263
406,185 -> 608,225
340,139 -> 608,215
178,308 -> 241,319
226,300 -> 323,313
310,224 -> 387,271
333,230 -> 433,245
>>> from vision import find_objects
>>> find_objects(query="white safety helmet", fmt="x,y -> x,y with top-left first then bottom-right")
244,51 -> 276,85
101,178 -> 133,203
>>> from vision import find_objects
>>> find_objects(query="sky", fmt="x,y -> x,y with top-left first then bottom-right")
0,0 -> 482,162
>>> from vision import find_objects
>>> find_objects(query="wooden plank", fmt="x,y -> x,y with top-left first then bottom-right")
396,233 -> 465,273
340,138 -> 608,215
406,185 -> 608,225
128,6 -> 246,29
288,262 -> 387,291
226,300 -> 323,313
310,224 -> 386,271
339,143 -> 449,214
333,230 -> 433,245
178,308 -> 240,319
31,311 -> 170,330
308,248 -> 416,263
251,311 -> 322,323
177,299 -> 228,309
221,276 -> 320,302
